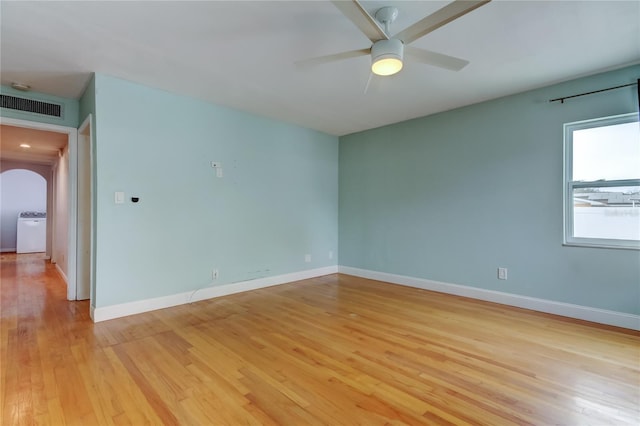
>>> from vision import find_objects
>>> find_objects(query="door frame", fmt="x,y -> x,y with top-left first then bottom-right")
0,116 -> 85,303
77,115 -> 93,301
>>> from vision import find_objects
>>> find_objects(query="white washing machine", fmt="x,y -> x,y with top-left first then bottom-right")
16,212 -> 47,253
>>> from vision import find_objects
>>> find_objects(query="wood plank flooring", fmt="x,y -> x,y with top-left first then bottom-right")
1,253 -> 639,425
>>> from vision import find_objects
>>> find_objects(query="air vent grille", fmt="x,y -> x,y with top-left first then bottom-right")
1,94 -> 62,118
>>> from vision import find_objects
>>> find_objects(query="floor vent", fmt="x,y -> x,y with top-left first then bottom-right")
1,94 -> 63,118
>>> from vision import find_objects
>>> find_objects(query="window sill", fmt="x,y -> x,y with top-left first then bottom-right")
563,242 -> 640,251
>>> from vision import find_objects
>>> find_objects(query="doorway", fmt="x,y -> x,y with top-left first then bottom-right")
0,117 -> 92,306
0,169 -> 47,254
76,116 -> 92,301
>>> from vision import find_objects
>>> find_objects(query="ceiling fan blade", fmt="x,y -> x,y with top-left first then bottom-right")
295,49 -> 370,68
331,0 -> 389,42
405,46 -> 469,71
395,0 -> 491,45
364,72 -> 374,94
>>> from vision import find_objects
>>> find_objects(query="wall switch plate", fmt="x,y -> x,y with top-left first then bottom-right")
305,254 -> 311,263
212,269 -> 219,280
115,191 -> 125,204
329,250 -> 333,259
216,168 -> 223,178
498,267 -> 508,280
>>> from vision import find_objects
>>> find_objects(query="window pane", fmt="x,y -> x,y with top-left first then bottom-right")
572,121 -> 640,181
573,186 -> 640,240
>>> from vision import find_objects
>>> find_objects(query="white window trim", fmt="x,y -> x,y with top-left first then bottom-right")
563,112 -> 640,250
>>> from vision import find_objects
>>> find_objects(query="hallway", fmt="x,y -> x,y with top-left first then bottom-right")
0,253 -> 92,423
1,253 -> 89,322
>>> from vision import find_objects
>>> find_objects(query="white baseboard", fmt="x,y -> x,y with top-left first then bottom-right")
92,265 -> 338,323
55,263 -> 68,284
1,248 -> 16,253
339,266 -> 640,331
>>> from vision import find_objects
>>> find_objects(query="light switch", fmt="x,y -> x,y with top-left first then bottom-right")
115,192 -> 125,204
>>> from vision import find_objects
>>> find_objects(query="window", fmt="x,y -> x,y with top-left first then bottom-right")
564,113 -> 640,249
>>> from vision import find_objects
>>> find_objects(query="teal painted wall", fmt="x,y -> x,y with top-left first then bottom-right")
92,74 -> 338,307
1,85 -> 79,128
79,74 -> 96,127
339,65 -> 640,315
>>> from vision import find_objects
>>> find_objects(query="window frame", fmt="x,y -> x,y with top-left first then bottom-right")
563,112 -> 640,250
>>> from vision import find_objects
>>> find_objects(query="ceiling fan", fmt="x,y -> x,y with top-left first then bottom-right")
299,0 -> 491,83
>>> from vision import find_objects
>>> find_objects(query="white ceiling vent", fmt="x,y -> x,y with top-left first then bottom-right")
1,94 -> 63,118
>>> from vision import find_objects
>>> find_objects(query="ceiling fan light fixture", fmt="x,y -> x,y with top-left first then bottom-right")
371,39 -> 404,76
11,82 -> 31,91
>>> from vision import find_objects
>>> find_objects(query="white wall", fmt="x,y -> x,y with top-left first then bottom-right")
53,147 -> 69,278
0,168 -> 47,252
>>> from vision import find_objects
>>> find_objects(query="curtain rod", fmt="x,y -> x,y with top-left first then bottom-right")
549,80 -> 639,103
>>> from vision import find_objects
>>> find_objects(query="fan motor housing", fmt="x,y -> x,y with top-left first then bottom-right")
371,39 -> 404,76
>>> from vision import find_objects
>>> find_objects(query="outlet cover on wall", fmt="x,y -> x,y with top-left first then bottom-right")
498,267 -> 508,280
305,254 -> 311,263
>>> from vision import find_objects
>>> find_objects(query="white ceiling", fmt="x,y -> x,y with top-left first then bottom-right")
1,1 -> 639,136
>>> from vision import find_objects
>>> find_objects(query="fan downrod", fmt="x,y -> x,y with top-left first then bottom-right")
375,6 -> 398,31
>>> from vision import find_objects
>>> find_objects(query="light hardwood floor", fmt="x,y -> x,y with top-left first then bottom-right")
1,253 -> 639,425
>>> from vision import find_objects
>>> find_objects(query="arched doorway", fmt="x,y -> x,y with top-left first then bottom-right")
0,169 -> 47,253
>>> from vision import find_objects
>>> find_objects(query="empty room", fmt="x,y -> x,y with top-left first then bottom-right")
1,1 -> 639,424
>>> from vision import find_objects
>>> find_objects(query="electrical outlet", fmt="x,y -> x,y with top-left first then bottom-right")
329,250 -> 333,259
212,269 -> 219,280
305,254 -> 311,263
498,267 -> 508,280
